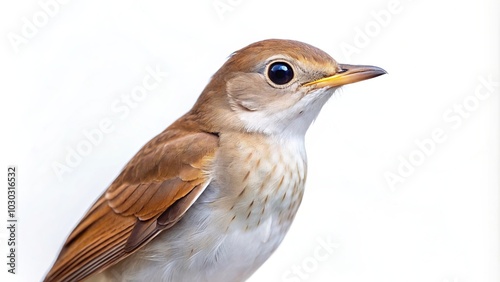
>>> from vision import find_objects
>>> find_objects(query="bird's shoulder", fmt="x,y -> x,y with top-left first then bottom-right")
44,124 -> 219,282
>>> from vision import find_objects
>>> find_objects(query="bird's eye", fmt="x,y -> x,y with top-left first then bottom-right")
267,62 -> 294,85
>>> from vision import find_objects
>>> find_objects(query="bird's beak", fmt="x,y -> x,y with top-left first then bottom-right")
303,64 -> 386,88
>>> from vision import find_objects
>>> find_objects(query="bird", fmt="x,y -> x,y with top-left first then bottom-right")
44,39 -> 386,282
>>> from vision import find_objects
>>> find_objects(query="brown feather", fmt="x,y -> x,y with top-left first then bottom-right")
44,38 -> 384,282
44,123 -> 218,282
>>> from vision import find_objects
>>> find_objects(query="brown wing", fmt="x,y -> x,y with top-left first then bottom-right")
44,128 -> 219,282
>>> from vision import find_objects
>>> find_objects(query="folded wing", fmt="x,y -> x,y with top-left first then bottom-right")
44,128 -> 219,282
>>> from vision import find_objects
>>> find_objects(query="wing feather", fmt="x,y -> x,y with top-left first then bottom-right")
44,128 -> 219,282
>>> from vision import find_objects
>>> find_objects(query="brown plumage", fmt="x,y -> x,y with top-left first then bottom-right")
45,126 -> 218,281
44,39 -> 385,282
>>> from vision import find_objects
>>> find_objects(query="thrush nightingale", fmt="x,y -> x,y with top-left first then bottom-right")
44,39 -> 386,282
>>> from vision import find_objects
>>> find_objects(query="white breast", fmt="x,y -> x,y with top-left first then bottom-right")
95,136 -> 307,282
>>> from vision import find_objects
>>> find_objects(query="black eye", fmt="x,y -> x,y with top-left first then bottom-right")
268,62 -> 294,85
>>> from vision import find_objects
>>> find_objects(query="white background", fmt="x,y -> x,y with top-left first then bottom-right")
0,0 -> 499,281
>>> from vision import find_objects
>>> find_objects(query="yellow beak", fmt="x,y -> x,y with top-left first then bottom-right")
304,64 -> 386,88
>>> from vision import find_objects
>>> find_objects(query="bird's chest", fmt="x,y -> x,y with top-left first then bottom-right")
113,136 -> 309,282
212,134 -> 307,243
195,135 -> 308,278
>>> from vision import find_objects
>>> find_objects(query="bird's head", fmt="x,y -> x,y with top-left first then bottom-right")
190,39 -> 386,138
